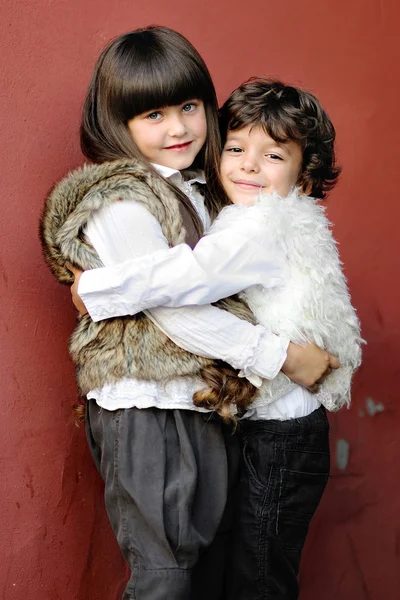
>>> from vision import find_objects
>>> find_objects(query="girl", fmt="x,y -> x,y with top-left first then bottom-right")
41,27 -> 333,600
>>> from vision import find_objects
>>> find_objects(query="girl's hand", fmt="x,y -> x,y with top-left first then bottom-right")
67,265 -> 88,316
282,342 -> 340,390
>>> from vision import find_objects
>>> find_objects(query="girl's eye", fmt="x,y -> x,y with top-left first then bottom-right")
147,111 -> 162,120
182,103 -> 196,113
267,153 -> 283,160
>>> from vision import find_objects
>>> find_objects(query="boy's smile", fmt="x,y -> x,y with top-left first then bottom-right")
127,100 -> 207,171
220,125 -> 303,205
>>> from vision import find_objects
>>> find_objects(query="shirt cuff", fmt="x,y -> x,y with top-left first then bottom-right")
78,267 -> 126,322
238,326 -> 289,382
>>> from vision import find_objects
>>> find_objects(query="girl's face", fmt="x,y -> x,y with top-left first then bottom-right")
127,100 -> 207,170
220,125 -> 303,205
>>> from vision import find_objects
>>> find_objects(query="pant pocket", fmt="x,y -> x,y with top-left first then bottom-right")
241,433 -> 275,491
276,467 -> 329,552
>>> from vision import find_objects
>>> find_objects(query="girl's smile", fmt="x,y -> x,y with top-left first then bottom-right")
164,141 -> 193,152
128,101 -> 207,170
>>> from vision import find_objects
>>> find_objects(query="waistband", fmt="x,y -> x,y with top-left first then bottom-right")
238,405 -> 328,436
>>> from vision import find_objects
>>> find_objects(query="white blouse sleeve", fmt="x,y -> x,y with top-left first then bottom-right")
79,203 -> 283,320
83,200 -> 288,381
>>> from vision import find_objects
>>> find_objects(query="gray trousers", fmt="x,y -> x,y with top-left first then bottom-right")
86,401 -> 233,600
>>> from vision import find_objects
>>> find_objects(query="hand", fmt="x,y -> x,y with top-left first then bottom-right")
67,264 -> 88,316
282,342 -> 340,390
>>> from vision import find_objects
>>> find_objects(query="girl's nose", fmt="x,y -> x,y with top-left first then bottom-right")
168,115 -> 186,137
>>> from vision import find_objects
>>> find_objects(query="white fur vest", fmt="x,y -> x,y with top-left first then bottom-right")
39,159 -> 254,396
209,189 -> 363,411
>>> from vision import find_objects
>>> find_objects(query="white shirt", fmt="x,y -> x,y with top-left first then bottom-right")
82,167 -> 291,413
81,166 -> 319,419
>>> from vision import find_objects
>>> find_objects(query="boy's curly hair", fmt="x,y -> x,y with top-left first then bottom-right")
219,78 -> 341,199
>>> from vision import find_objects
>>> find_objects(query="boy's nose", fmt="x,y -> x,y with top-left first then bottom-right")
240,155 -> 260,173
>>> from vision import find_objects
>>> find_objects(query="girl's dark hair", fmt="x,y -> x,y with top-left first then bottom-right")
193,294 -> 260,423
219,78 -> 341,199
81,26 -> 228,227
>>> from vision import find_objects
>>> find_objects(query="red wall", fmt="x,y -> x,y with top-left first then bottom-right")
1,1 -> 399,598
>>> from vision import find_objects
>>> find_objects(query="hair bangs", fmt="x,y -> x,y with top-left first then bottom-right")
259,111 -> 302,145
118,46 -> 212,121
226,102 -> 301,146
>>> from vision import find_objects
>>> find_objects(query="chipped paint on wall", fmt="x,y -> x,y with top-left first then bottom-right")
336,438 -> 350,471
365,396 -> 385,417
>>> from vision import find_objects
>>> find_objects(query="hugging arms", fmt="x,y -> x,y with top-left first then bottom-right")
69,196 -> 339,391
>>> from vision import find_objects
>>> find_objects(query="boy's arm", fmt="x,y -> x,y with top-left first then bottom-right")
77,204 -> 282,322
80,200 -> 338,387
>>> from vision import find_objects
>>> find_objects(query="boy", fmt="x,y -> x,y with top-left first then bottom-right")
213,79 -> 362,600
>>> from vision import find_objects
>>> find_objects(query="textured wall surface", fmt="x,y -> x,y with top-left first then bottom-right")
0,0 -> 399,598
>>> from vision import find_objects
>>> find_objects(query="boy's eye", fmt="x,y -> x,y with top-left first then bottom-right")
182,103 -> 196,112
226,147 -> 243,153
267,153 -> 283,160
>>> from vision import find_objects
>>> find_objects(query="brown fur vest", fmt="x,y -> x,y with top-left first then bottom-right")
40,159 -> 255,396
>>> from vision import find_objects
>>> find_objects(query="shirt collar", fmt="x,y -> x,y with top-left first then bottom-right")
152,163 -> 206,185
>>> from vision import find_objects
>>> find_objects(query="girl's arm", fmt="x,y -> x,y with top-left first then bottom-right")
146,306 -> 340,388
146,306 -> 288,382
78,203 -> 282,322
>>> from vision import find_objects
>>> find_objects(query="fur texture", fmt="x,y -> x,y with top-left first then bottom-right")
39,159 -> 255,396
209,189 -> 363,411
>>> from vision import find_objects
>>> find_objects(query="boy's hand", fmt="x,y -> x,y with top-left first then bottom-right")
282,342 -> 340,390
67,265 -> 88,316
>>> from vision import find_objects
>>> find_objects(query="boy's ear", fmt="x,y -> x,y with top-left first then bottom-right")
302,181 -> 313,195
297,175 -> 313,196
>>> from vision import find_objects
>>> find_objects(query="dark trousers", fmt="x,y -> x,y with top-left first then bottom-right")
85,401 -> 239,600
227,406 -> 330,600
191,425 -> 240,600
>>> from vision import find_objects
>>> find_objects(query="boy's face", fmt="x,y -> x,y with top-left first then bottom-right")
220,125 -> 303,205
